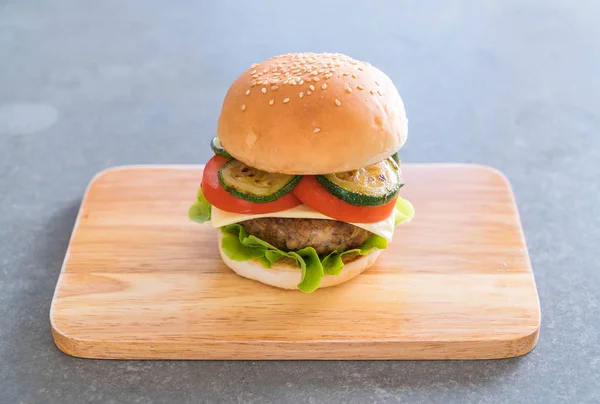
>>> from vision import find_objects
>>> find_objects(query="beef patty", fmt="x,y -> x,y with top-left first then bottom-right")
241,217 -> 371,255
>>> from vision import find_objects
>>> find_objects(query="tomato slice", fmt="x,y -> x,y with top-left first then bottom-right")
201,155 -> 302,214
293,176 -> 397,223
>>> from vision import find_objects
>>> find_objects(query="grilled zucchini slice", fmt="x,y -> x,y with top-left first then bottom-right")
316,158 -> 403,206
218,160 -> 302,203
210,137 -> 233,159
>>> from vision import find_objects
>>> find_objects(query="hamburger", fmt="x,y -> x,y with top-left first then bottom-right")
188,52 -> 414,292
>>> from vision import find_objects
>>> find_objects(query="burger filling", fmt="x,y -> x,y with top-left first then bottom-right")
189,137 -> 415,292
241,218 -> 371,255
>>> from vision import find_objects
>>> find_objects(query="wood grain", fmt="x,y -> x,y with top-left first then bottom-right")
50,164 -> 540,360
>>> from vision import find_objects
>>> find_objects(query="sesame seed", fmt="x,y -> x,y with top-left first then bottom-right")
311,71 -> 318,76
250,82 -> 257,87
370,90 -> 375,95
357,85 -> 364,90
346,87 -> 353,93
377,90 -> 383,96
306,90 -> 312,95
298,80 -> 304,85
251,70 -> 257,74
283,80 -> 289,85
358,67 -> 364,71
263,68 -> 269,73
321,83 -> 327,90
252,74 -> 259,78
351,74 -> 357,79
261,87 -> 267,94
299,92 -> 304,98
335,99 -> 342,106
305,77 -> 312,82
269,99 -> 274,105
313,128 -> 321,133
241,104 -> 246,111
271,85 -> 279,90
251,63 -> 259,68
283,98 -> 290,103
309,85 -> 315,91
313,77 -> 320,81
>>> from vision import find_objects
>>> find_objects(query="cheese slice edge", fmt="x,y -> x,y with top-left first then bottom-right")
210,204 -> 395,242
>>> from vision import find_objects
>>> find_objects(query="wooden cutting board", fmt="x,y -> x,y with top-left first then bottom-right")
50,164 -> 540,360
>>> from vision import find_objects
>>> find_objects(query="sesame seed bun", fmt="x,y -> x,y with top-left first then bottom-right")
217,230 -> 382,290
217,53 -> 408,175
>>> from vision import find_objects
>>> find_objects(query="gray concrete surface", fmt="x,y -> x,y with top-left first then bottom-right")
1,0 -> 599,403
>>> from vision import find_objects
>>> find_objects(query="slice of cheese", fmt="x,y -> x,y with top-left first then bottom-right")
210,204 -> 395,242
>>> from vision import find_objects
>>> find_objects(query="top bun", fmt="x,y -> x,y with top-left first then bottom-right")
217,53 -> 408,175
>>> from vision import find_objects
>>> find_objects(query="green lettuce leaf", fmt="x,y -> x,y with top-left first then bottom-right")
221,223 -> 387,293
394,196 -> 415,225
188,187 -> 212,223
321,234 -> 388,276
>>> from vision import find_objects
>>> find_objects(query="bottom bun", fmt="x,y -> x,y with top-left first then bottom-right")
217,231 -> 382,290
